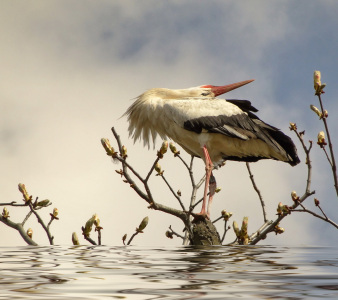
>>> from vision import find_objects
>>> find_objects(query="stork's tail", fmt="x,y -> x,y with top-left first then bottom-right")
266,128 -> 300,166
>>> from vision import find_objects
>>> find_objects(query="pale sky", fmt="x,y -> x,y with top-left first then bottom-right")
1,1 -> 338,246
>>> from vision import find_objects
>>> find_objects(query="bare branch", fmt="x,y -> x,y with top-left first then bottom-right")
28,203 -> 54,245
160,174 -> 186,211
22,211 -> 33,226
246,162 -> 267,222
291,208 -> 338,229
0,215 -> 38,246
168,225 -> 184,239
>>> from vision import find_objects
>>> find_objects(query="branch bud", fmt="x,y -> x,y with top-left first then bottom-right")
157,141 -> 169,158
121,145 -> 128,159
310,105 -> 322,119
317,131 -> 327,147
314,198 -> 320,206
27,228 -> 33,238
289,123 -> 297,131
72,232 -> 80,245
165,231 -> 174,239
136,216 -> 149,233
277,202 -> 282,214
313,70 -> 321,90
291,191 -> 299,202
277,202 -> 290,216
241,217 -> 248,234
274,225 -> 285,235
221,209 -> 233,221
2,207 -> 10,219
18,183 -> 31,203
323,110 -> 328,118
35,199 -> 50,208
122,234 -> 127,245
155,162 -> 163,176
83,214 -> 97,237
53,208 -> 59,217
233,221 -> 240,238
101,138 -> 117,158
313,70 -> 326,95
177,190 -> 182,196
169,142 -> 180,156
94,217 -> 103,232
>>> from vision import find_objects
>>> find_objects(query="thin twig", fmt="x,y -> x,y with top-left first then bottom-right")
221,221 -> 229,244
97,230 -> 102,245
0,202 -> 26,206
111,127 -> 189,223
317,204 -> 329,219
176,154 -> 190,171
145,157 -> 161,182
127,232 -> 139,245
161,174 -> 186,210
169,225 -> 184,239
47,217 -> 55,230
212,215 -> 223,224
291,208 -> 338,228
246,162 -> 267,222
28,203 -> 54,245
22,211 -> 33,226
322,146 -> 333,167
249,128 -> 316,245
317,93 -> 338,196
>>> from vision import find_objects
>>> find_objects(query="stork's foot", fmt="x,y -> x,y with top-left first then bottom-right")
191,211 -> 210,222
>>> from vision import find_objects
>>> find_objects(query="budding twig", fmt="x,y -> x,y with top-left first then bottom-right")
161,174 -> 186,211
110,127 -> 189,224
28,202 -> 54,245
167,225 -> 184,239
314,77 -> 338,197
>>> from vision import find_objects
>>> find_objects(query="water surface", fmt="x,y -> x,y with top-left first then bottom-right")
0,245 -> 337,299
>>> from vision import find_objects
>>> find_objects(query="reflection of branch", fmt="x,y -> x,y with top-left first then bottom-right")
246,162 -> 267,222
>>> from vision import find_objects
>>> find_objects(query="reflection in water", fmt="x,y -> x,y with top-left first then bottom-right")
0,245 -> 337,299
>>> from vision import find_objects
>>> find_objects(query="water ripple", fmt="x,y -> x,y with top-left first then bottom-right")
0,245 -> 337,299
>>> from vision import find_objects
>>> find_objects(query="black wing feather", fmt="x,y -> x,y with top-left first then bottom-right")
183,99 -> 300,166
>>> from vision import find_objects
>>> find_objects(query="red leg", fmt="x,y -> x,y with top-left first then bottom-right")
198,145 -> 215,219
207,173 -> 216,217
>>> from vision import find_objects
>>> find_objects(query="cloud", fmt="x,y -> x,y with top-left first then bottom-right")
0,1 -> 337,246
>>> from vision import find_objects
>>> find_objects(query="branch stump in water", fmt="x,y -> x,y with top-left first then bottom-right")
191,219 -> 221,245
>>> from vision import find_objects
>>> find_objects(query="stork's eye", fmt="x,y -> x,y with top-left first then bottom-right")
201,91 -> 210,96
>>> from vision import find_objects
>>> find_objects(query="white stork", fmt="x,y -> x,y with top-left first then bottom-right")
123,80 -> 300,219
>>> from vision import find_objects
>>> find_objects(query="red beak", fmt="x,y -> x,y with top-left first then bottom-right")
202,79 -> 254,97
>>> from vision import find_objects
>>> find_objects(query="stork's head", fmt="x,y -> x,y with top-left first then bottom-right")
194,79 -> 254,98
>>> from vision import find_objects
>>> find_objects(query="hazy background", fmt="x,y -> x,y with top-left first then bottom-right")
1,0 -> 338,246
